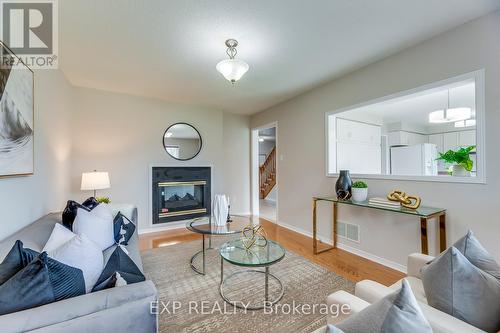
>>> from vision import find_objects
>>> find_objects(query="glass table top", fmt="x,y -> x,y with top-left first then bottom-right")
219,239 -> 286,267
186,215 -> 258,235
313,196 -> 445,218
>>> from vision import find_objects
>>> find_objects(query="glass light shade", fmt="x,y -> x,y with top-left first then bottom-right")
216,59 -> 249,83
428,107 -> 472,123
454,119 -> 476,128
81,172 -> 110,190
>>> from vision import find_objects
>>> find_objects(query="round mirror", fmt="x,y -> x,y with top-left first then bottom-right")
163,123 -> 202,161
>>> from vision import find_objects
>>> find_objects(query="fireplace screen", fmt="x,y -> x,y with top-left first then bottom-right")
158,181 -> 206,218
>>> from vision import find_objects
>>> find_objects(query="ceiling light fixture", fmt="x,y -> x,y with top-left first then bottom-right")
428,89 -> 472,123
258,138 -> 265,142
216,39 -> 249,84
454,119 -> 476,128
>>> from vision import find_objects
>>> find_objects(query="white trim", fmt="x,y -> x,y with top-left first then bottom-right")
139,211 -> 252,235
251,121 -> 279,224
325,69 -> 486,184
276,220 -> 407,273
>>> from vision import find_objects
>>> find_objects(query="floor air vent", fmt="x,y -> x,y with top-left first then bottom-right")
337,221 -> 360,243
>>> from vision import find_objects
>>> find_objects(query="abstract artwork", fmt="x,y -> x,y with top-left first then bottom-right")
0,42 -> 34,177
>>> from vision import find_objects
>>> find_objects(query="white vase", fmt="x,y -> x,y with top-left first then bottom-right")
351,188 -> 368,202
212,194 -> 229,226
452,165 -> 470,177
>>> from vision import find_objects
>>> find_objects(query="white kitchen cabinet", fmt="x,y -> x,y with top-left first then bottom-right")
428,134 -> 444,152
336,118 -> 381,174
458,130 -> 476,147
388,131 -> 426,146
337,118 -> 381,144
443,132 -> 459,152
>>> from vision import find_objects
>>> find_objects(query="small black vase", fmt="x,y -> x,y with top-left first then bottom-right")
336,170 -> 352,200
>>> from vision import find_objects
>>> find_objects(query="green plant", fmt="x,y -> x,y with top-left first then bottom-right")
437,145 -> 476,171
96,196 -> 111,204
352,181 -> 368,189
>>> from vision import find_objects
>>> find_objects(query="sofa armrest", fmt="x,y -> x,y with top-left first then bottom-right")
355,279 -> 397,304
107,204 -> 138,224
407,253 -> 434,279
326,290 -> 370,325
419,302 -> 485,333
0,280 -> 157,333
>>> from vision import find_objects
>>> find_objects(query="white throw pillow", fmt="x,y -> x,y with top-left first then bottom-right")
48,233 -> 104,293
73,206 -> 115,251
43,223 -> 76,252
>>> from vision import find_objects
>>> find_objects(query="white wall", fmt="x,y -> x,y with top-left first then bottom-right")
70,87 -> 251,231
251,11 -> 500,269
0,70 -> 73,240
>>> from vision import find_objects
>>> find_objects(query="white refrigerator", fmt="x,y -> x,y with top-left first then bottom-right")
390,143 -> 438,176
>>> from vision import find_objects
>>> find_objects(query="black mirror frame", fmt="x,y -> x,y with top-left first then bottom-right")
163,122 -> 202,161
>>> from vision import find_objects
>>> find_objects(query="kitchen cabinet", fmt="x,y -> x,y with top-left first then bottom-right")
443,132 -> 459,152
337,118 -> 381,144
388,131 -> 426,146
428,134 -> 444,152
459,130 -> 476,147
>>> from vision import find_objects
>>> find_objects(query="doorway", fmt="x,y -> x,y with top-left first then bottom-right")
251,123 -> 278,223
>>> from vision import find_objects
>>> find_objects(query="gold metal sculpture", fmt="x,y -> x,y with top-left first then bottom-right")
241,225 -> 268,249
387,190 -> 421,209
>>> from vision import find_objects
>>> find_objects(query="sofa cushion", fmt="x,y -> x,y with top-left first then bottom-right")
0,240 -> 38,285
0,252 -> 85,315
453,230 -> 500,280
422,247 -> 500,332
113,212 -> 136,246
48,234 -> 104,293
333,279 -> 432,333
62,198 -> 99,230
92,246 -> 144,292
42,223 -> 76,253
73,205 -> 115,251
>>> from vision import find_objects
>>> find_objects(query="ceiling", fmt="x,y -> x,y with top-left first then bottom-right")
342,80 -> 476,132
59,0 -> 500,115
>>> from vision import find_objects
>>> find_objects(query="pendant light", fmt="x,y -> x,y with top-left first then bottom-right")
216,39 -> 249,84
428,89 -> 472,123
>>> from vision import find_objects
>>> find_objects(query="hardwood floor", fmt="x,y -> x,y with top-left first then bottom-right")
139,218 -> 405,286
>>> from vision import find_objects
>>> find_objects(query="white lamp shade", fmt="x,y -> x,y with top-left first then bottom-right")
216,59 -> 249,83
428,107 -> 472,123
81,172 -> 110,191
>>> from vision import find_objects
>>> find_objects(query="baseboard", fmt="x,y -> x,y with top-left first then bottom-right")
276,220 -> 407,273
138,212 -> 253,235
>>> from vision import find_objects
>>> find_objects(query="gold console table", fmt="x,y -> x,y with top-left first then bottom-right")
312,196 -> 446,256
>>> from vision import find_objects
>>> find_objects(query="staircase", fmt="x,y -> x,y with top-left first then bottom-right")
259,147 -> 276,199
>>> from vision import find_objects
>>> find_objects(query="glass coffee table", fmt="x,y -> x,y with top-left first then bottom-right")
219,238 -> 286,310
186,215 -> 257,275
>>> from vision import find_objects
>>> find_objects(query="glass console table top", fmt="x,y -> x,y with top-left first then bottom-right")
186,215 -> 258,235
220,239 -> 286,267
313,197 -> 445,218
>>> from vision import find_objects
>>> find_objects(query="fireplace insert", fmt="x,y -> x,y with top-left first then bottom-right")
152,167 -> 211,224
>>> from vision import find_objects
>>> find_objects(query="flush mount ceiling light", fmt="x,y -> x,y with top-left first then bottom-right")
216,39 -> 249,84
428,89 -> 472,123
455,119 -> 476,128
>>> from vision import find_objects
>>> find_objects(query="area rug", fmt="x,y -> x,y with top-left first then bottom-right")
141,238 -> 355,333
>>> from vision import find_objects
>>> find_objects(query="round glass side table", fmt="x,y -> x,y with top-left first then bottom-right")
186,215 -> 257,275
219,238 -> 286,310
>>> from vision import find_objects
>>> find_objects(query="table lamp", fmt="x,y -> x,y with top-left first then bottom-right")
81,170 -> 110,197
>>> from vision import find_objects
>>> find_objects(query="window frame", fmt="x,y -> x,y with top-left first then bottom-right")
325,69 -> 486,184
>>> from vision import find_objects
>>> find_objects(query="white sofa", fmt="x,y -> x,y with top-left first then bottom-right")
314,253 -> 485,333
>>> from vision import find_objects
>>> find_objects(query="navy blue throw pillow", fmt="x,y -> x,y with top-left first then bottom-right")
92,246 -> 144,292
62,197 -> 99,230
0,240 -> 39,285
0,252 -> 85,315
113,212 -> 136,246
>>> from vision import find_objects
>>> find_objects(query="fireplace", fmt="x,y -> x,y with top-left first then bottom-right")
152,167 -> 211,224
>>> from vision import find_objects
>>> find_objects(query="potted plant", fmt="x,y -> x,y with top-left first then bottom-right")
351,181 -> 368,202
437,145 -> 476,177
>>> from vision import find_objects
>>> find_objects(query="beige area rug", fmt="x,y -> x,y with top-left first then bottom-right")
141,238 -> 355,333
